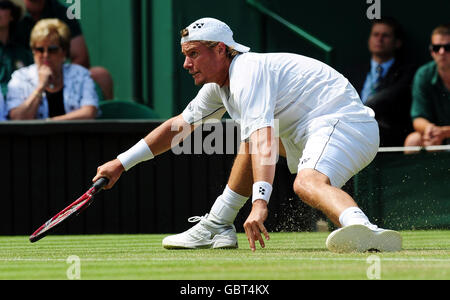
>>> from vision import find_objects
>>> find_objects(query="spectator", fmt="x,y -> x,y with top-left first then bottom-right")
345,17 -> 417,146
404,23 -> 450,150
12,0 -> 113,100
0,0 -> 33,96
6,18 -> 98,120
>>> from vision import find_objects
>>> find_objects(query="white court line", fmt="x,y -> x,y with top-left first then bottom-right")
1,256 -> 449,263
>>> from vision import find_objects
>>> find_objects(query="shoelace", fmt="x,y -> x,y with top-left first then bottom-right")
187,214 -> 209,223
364,222 -> 379,231
184,214 -> 214,240
185,214 -> 234,240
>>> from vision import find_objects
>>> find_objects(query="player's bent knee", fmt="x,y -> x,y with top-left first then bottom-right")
293,179 -> 307,199
293,169 -> 331,199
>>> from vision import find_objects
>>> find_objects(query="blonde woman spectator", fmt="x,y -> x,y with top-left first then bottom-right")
12,0 -> 114,100
6,18 -> 98,120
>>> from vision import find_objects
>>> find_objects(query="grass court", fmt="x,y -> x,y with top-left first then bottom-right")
0,230 -> 449,280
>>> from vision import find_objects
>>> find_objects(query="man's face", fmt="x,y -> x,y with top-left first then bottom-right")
368,23 -> 401,59
25,0 -> 45,15
431,34 -> 450,70
181,41 -> 228,86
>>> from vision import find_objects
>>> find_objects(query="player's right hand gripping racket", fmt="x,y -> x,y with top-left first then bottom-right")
29,177 -> 109,243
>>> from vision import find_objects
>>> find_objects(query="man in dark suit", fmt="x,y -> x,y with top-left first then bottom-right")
345,18 -> 417,147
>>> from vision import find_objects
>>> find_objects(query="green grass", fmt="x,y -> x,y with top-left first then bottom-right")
0,231 -> 449,280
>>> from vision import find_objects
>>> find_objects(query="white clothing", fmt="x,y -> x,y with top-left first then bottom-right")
283,118 -> 379,187
6,63 -> 99,119
182,52 -> 379,187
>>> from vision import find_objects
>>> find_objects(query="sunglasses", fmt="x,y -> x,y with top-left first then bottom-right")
33,45 -> 61,54
430,44 -> 450,53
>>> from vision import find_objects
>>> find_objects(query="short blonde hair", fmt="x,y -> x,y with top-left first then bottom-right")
30,18 -> 71,58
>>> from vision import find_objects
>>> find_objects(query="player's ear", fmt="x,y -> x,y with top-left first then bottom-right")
216,42 -> 227,56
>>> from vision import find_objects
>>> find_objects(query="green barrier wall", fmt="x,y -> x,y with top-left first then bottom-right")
354,152 -> 450,230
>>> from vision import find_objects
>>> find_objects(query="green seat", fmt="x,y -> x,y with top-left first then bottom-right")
97,100 -> 159,119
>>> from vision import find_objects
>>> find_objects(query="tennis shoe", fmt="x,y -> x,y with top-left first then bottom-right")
162,214 -> 238,249
326,224 -> 402,253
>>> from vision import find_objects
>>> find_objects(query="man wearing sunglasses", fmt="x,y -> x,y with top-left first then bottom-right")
404,23 -> 450,150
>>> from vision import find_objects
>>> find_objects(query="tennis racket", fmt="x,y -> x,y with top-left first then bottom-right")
29,177 -> 109,243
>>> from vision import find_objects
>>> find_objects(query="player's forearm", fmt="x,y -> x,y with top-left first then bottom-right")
117,114 -> 194,171
249,127 -> 277,184
249,127 -> 277,205
143,114 -> 194,156
251,153 -> 276,185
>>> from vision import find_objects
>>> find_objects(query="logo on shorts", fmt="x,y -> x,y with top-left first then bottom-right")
300,157 -> 311,165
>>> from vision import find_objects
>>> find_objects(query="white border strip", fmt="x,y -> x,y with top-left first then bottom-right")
379,145 -> 450,153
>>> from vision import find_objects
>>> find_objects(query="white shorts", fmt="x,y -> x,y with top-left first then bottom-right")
281,118 -> 379,188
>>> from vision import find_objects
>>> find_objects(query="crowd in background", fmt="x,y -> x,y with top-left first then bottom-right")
343,18 -> 450,149
0,0 -> 449,148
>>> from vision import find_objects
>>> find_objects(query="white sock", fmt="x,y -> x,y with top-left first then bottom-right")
208,185 -> 249,225
339,207 -> 374,228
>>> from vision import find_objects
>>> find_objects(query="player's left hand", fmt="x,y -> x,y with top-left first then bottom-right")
244,200 -> 270,252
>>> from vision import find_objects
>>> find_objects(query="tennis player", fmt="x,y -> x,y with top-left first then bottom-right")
93,18 -> 402,253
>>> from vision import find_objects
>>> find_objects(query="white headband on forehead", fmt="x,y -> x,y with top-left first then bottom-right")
181,17 -> 250,53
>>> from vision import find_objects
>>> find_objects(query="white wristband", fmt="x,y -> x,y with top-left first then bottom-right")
252,181 -> 273,204
117,139 -> 154,171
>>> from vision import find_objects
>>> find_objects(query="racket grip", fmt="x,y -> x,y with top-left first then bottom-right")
93,177 -> 109,191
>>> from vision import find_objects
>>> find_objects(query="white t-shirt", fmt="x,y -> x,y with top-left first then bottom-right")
182,52 -> 375,142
